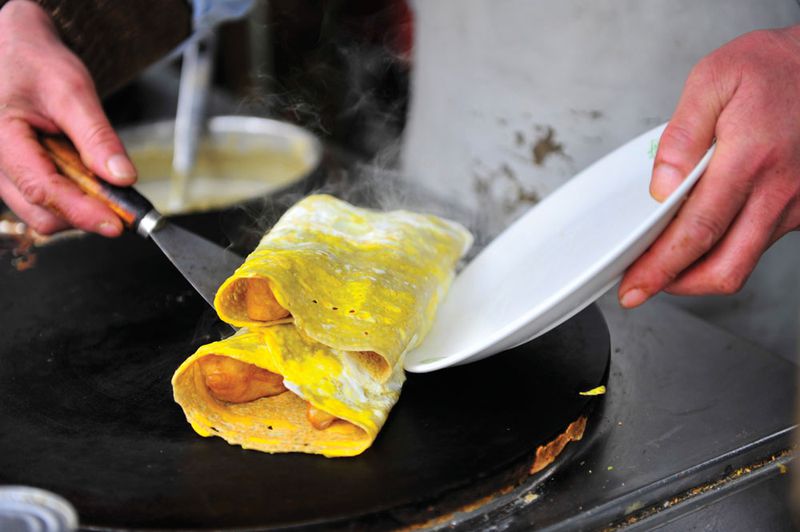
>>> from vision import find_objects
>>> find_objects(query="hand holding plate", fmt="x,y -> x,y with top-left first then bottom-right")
620,27 -> 800,306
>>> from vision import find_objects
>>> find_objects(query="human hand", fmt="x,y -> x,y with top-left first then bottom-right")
0,0 -> 136,237
619,26 -> 800,308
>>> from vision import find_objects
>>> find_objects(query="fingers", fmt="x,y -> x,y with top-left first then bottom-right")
650,58 -> 729,202
663,181 -> 785,295
43,63 -> 136,186
0,171 -> 68,234
619,136 -> 756,307
0,117 -> 123,236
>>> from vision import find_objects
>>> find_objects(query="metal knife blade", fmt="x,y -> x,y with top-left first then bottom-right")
149,221 -> 244,307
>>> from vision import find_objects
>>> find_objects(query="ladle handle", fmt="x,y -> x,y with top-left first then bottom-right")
40,135 -> 156,234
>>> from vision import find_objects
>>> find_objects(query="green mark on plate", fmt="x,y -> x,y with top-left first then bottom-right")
417,356 -> 445,364
648,139 -> 659,159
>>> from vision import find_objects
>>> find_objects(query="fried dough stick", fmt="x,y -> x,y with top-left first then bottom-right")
198,355 -> 343,430
245,279 -> 290,321
198,355 -> 287,403
307,405 -> 337,430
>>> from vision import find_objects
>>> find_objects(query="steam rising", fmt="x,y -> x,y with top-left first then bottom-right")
224,2 -> 494,259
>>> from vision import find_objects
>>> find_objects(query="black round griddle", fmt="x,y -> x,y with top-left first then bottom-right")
0,211 -> 610,530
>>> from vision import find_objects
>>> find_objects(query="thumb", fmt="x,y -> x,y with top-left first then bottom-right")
650,58 -> 731,202
47,71 -> 137,186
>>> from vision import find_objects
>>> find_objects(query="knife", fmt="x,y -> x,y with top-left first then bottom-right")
41,135 -> 244,308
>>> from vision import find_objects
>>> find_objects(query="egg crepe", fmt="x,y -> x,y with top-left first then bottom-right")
172,326 -> 404,457
214,194 -> 473,380
172,194 -> 472,457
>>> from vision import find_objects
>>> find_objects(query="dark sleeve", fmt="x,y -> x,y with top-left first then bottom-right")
3,0 -> 192,96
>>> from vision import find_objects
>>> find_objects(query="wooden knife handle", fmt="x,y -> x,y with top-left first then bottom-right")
40,135 -> 155,232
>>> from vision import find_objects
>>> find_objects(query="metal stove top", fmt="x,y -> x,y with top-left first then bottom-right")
428,292 -> 796,531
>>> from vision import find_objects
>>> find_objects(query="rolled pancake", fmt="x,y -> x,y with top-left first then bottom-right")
173,195 -> 471,457
172,326 -> 404,457
214,194 -> 473,380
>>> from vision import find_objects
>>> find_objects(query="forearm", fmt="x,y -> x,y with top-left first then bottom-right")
0,0 -> 191,96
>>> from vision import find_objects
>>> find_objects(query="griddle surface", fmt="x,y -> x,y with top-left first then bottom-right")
0,219 -> 609,530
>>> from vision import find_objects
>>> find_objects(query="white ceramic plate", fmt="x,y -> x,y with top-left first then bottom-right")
404,123 -> 715,372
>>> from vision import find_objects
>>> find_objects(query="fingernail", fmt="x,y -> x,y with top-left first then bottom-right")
650,164 -> 684,202
98,221 -> 121,237
620,288 -> 648,308
106,154 -> 136,182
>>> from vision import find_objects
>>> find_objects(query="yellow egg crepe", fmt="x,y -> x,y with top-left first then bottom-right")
172,327 -> 405,457
214,194 -> 473,380
172,194 -> 472,457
